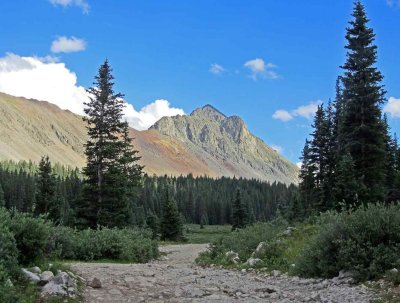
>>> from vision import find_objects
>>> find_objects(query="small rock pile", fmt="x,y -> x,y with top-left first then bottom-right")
21,265 -> 82,298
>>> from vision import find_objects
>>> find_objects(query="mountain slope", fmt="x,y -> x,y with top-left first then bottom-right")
0,93 -> 299,183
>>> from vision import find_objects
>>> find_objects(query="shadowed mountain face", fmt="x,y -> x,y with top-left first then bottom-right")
0,93 -> 299,184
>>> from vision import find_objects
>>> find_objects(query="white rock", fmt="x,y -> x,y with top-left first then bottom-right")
31,266 -> 42,274
271,270 -> 281,277
390,268 -> 398,273
251,242 -> 268,258
39,271 -> 54,286
225,251 -> 240,264
21,268 -> 40,284
41,282 -> 67,297
246,257 -> 262,267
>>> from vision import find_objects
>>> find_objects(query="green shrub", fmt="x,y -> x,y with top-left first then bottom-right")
197,220 -> 288,265
0,264 -> 19,303
9,211 -> 52,265
46,226 -> 78,260
295,203 -> 400,281
0,209 -> 18,274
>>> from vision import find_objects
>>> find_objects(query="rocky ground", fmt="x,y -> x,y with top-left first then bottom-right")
71,244 -> 378,303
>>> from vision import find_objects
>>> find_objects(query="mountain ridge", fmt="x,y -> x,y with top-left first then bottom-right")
0,92 -> 299,184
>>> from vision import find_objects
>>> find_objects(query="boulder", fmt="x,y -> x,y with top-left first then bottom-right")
225,251 -> 240,264
21,268 -> 40,284
31,266 -> 42,274
251,242 -> 268,258
246,257 -> 262,268
88,277 -> 102,288
39,271 -> 54,286
41,272 -> 77,298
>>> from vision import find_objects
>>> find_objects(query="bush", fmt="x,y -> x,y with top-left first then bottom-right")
9,211 -> 52,265
197,220 -> 288,265
295,203 -> 400,281
0,209 -> 18,274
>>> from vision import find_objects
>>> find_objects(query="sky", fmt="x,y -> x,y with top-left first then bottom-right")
0,0 -> 399,164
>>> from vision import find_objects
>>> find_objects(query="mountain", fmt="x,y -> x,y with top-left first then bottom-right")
0,93 -> 299,184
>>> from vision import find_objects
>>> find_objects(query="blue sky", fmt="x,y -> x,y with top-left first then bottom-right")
0,0 -> 399,163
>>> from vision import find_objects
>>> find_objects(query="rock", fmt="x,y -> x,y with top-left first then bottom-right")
251,242 -> 268,258
390,268 -> 399,273
241,269 -> 247,273
88,277 -> 102,288
281,226 -> 296,237
41,282 -> 68,297
53,272 -> 76,288
246,257 -> 262,267
21,268 -> 40,284
39,271 -> 54,286
338,270 -> 353,279
271,270 -> 281,277
31,266 -> 42,274
225,250 -> 240,264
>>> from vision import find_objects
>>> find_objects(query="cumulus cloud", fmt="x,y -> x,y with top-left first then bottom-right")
384,97 -> 400,118
272,110 -> 293,122
244,58 -> 279,80
293,101 -> 322,119
51,36 -> 87,53
209,63 -> 225,75
272,100 -> 322,122
49,0 -> 90,14
0,53 -> 185,130
0,53 -> 87,114
124,100 -> 185,130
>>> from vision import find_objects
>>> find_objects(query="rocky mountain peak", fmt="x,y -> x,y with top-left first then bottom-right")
190,104 -> 226,121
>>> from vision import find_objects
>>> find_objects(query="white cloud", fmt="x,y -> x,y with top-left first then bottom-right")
0,53 -> 88,115
272,110 -> 293,122
209,64 -> 225,75
51,36 -> 87,53
292,101 -> 322,119
296,162 -> 302,169
384,97 -> 400,118
272,100 -> 322,122
0,53 -> 185,130
270,145 -> 283,154
387,0 -> 400,8
124,100 -> 185,130
49,0 -> 90,14
244,58 -> 280,80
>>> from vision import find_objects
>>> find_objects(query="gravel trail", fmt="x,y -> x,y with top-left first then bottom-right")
71,244 -> 377,302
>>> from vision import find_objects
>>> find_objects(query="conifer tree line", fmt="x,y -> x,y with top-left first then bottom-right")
298,1 -> 400,217
0,160 -> 298,226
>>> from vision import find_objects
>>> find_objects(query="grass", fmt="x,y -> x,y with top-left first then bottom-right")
159,224 -> 232,245
184,224 -> 232,244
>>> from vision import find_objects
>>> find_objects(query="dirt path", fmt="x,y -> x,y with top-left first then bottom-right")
71,244 -> 377,302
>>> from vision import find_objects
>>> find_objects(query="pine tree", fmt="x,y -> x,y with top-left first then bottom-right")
160,187 -> 184,241
35,155 -> 56,217
79,60 -> 134,228
0,183 -> 4,207
146,213 -> 159,239
333,153 -> 364,208
298,140 -> 317,216
231,188 -> 247,230
338,1 -> 386,203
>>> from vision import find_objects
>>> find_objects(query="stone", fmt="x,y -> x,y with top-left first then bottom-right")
225,250 -> 240,264
390,268 -> 399,273
31,266 -> 42,274
88,277 -> 102,288
39,271 -> 54,286
246,257 -> 262,267
21,268 -> 40,284
41,281 -> 68,297
271,270 -> 281,277
251,242 -> 268,258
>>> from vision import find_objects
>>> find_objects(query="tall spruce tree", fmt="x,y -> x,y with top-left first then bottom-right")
79,60 -> 138,228
338,1 -> 386,203
298,140 -> 317,217
35,155 -> 56,217
0,183 -> 4,207
160,187 -> 184,241
231,188 -> 247,230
